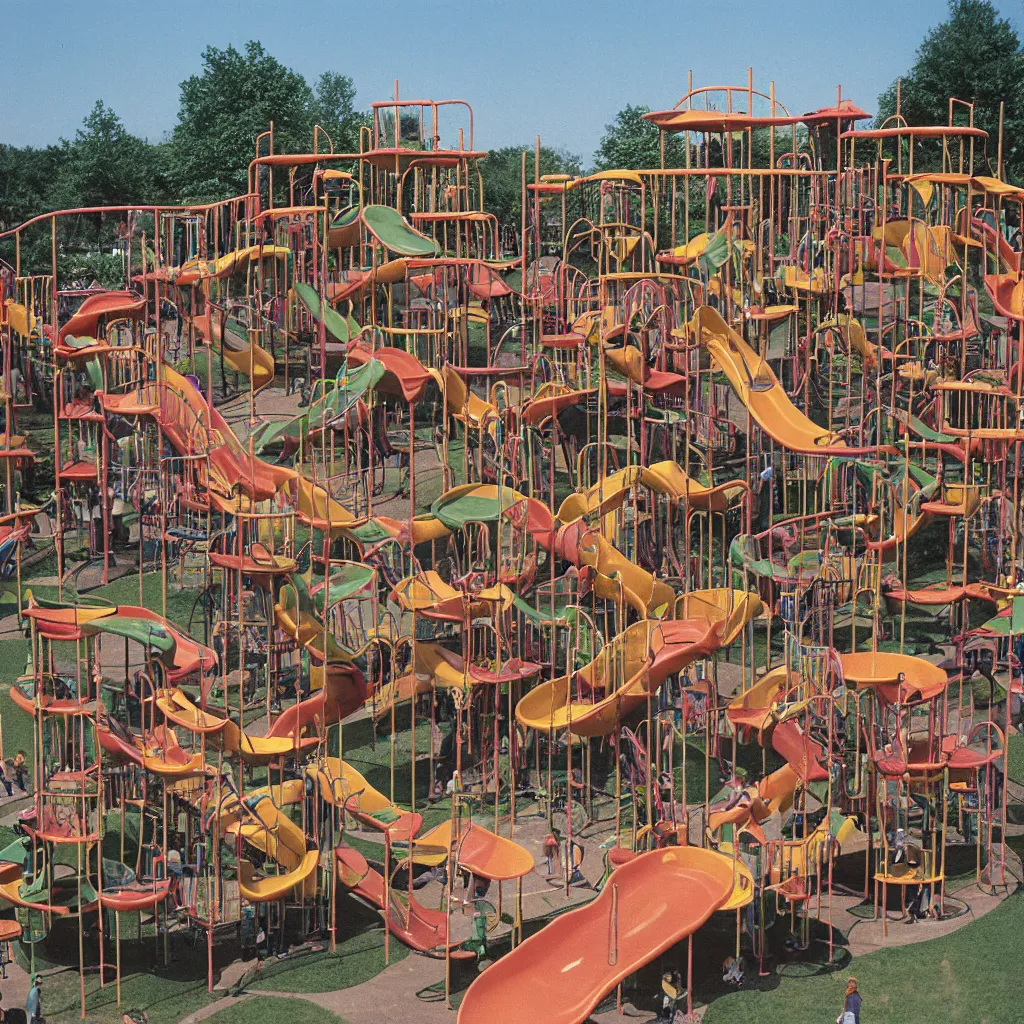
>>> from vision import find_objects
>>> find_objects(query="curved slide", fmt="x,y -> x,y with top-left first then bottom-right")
216,779 -> 320,901
525,460 -> 747,620
362,205 -> 440,257
156,688 -> 317,765
239,849 -> 320,903
516,617 -> 721,737
336,845 -> 475,959
103,362 -> 294,504
691,305 -> 845,453
457,847 -> 735,1024
191,311 -> 275,394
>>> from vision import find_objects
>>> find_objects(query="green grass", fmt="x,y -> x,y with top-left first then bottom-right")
0,636 -> 35,770
247,925 -> 407,994
207,995 -> 348,1024
24,571 -> 199,630
1007,731 -> 1023,786
17,936 -> 221,1024
703,891 -> 1024,1024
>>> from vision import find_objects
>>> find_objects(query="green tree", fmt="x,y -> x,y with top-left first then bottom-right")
53,101 -> 163,209
480,145 -> 583,229
170,41 -> 316,202
594,104 -> 687,171
0,143 -> 65,231
0,143 -> 68,275
310,72 -> 368,155
876,0 -> 1024,177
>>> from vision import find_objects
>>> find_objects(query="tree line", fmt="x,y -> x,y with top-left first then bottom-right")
0,2 -> 1020,277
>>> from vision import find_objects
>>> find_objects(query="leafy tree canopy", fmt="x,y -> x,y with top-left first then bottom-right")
876,0 -> 1024,177
480,145 -> 583,228
310,71 -> 370,156
594,104 -> 688,171
171,41 -> 319,202
54,101 -> 165,209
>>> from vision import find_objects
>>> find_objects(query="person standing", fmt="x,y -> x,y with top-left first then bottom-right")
26,974 -> 42,1024
840,977 -> 861,1024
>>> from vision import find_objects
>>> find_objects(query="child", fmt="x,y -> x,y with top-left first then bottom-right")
839,977 -> 861,1024
722,954 -> 745,987
656,969 -> 683,1022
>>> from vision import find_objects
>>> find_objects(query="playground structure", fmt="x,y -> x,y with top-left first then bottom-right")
0,73 -> 1019,1023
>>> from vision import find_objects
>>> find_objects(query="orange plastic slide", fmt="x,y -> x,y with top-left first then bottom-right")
691,305 -> 845,453
457,847 -> 735,1024
103,364 -> 294,504
516,618 -> 720,736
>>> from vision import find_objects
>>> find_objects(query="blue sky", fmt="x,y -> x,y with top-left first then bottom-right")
3,0 -> 1020,162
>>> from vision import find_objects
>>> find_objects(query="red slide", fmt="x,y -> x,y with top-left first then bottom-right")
771,719 -> 829,785
335,845 -> 475,960
457,847 -> 735,1024
265,663 -> 367,740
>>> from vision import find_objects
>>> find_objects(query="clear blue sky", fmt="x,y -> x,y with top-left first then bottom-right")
3,0 -> 1020,162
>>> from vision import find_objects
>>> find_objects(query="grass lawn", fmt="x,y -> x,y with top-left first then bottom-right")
0,636 -> 35,770
703,891 -> 1024,1024
247,923 -> 407,994
19,937 -> 221,1024
207,995 -> 347,1024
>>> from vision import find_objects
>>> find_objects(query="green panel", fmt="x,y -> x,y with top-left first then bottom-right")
361,205 -> 439,257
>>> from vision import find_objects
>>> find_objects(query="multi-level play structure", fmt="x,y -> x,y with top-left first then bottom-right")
0,75 -> 1019,1021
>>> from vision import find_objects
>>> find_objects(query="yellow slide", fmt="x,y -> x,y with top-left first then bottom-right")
194,312 -> 275,393
305,756 -> 422,839
691,305 -> 844,453
218,779 -> 320,901
516,620 -> 662,733
443,365 -> 499,439
555,461 -> 747,619
220,332 -> 275,393
559,461 -> 748,519
238,850 -> 320,903
567,526 -> 676,619
273,575 -> 355,676
155,688 -> 311,765
675,589 -> 763,646
294,473 -> 365,535
727,666 -> 790,733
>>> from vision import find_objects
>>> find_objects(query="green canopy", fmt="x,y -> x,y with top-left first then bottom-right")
332,206 -> 360,230
345,519 -> 398,546
362,205 -> 439,257
312,563 -> 376,613
697,228 -> 740,276
0,835 -> 29,869
431,489 -> 517,530
86,615 -> 176,666
980,595 -> 1024,636
293,281 -> 362,344
252,359 -> 385,453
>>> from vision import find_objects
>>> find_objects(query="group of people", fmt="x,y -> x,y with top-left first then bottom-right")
652,971 -> 861,1023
